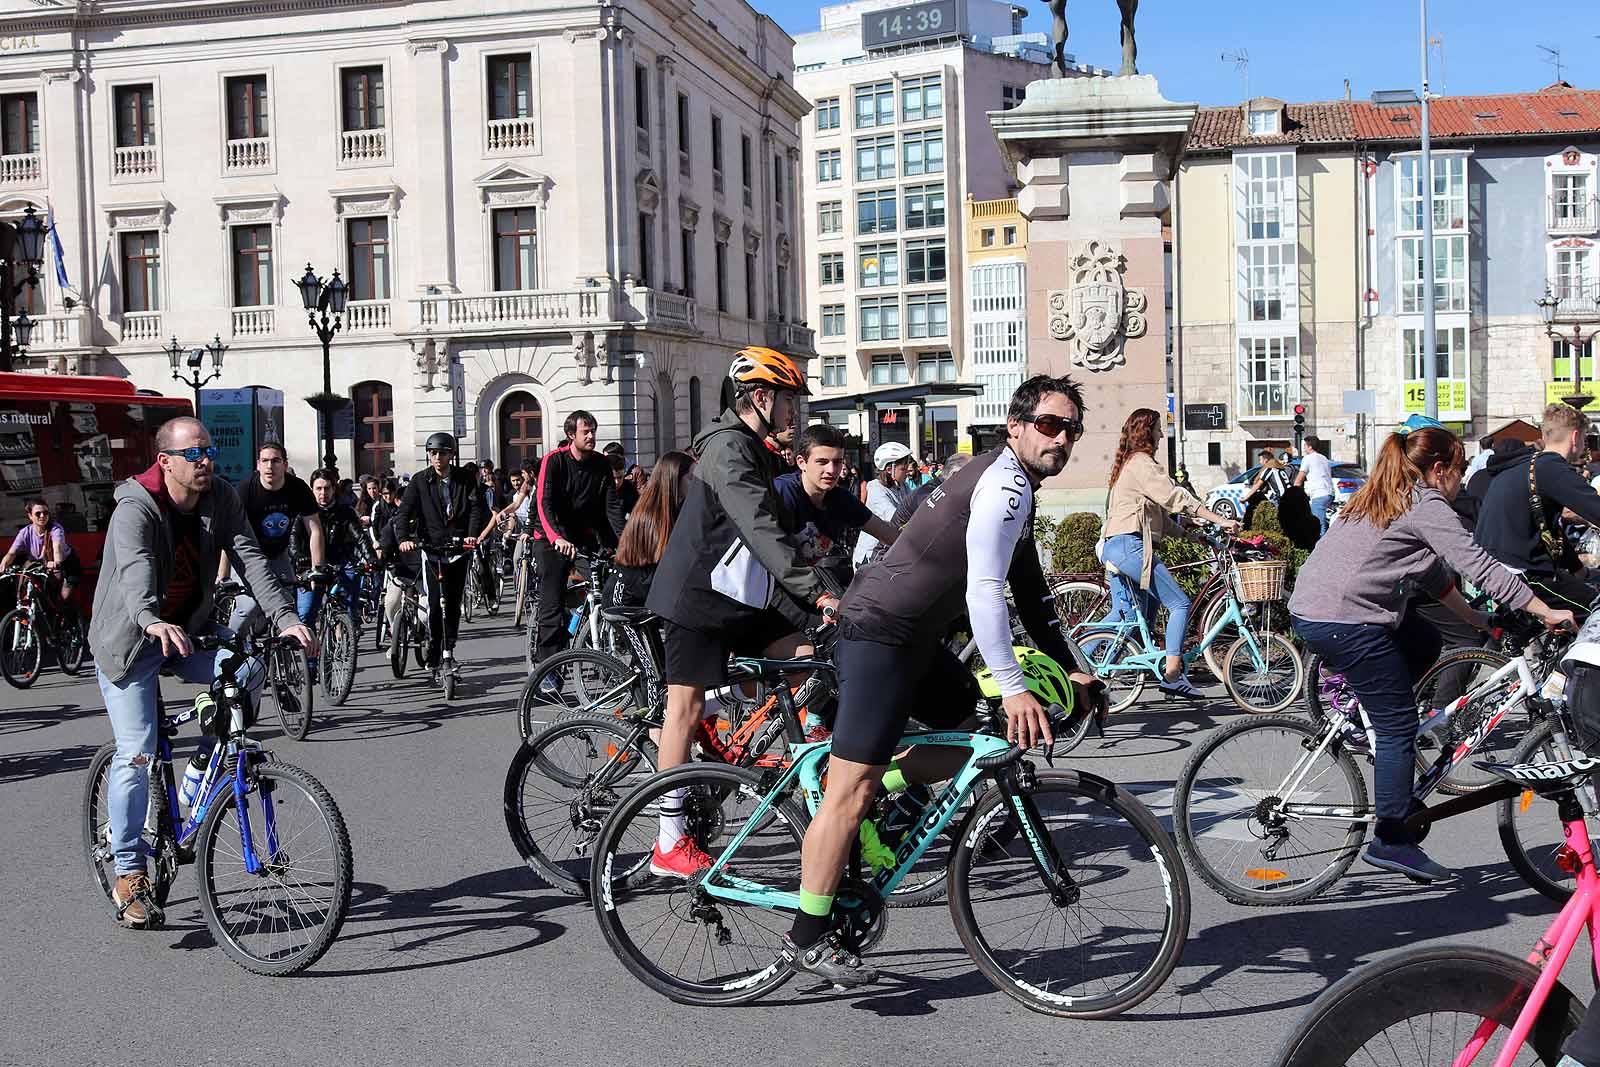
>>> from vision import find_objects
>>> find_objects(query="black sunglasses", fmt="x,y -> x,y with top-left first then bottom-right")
162,445 -> 220,463
1020,414 -> 1084,442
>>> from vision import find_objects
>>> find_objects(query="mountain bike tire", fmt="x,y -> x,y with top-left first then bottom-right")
443,668 -> 457,702
0,607 -> 41,688
389,611 -> 410,679
504,713 -> 660,896
82,741 -> 178,911
1271,946 -> 1580,1067
1174,714 -> 1367,906
518,649 -> 641,740
194,760 -> 353,976
1497,717 -> 1597,904
57,614 -> 88,676
1221,631 -> 1305,714
947,769 -> 1190,1018
1410,646 -> 1516,796
270,643 -> 315,741
589,762 -> 807,1006
320,612 -> 358,707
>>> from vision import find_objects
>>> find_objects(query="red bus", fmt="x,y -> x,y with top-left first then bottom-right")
0,373 -> 191,615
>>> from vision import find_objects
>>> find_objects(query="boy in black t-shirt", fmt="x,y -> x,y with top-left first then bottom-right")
772,424 -> 899,592
228,442 -> 324,626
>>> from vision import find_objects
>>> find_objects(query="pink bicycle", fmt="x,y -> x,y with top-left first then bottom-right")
1274,754 -> 1600,1067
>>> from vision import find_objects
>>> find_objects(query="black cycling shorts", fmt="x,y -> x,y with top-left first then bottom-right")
662,610 -> 801,688
829,628 -> 980,766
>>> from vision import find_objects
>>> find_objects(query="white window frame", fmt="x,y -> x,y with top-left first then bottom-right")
816,148 -> 841,183
905,291 -> 947,338
1400,319 -> 1471,420
818,200 -> 843,237
854,135 -> 895,182
1233,148 -> 1301,420
821,353 -> 848,388
1548,147 -> 1598,234
900,74 -> 943,124
860,296 -> 900,342
107,76 -> 164,185
870,352 -> 909,384
1247,108 -> 1279,136
217,68 -> 277,176
1397,234 -> 1468,313
853,81 -> 894,129
901,130 -> 943,177
1237,336 -> 1298,420
815,96 -> 841,132
857,241 -> 898,288
333,59 -> 392,171
821,303 -> 845,337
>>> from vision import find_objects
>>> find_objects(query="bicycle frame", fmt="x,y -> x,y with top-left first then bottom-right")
1078,577 -> 1271,678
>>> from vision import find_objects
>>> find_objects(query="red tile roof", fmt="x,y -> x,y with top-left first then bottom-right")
1188,85 -> 1600,153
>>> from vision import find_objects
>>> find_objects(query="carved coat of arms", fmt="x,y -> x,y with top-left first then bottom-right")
1047,240 -> 1148,372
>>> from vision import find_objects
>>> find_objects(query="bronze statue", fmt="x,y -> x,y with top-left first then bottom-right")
1047,0 -> 1139,79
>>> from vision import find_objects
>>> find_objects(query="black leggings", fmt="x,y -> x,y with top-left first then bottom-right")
533,542 -> 578,664
420,553 -> 469,667
829,632 -> 979,766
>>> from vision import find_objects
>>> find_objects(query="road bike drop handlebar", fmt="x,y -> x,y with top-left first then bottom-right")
974,702 -> 1067,770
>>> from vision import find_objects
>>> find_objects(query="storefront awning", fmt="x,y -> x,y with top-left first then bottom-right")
807,382 -> 983,413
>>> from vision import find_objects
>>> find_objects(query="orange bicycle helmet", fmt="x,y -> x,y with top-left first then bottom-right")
729,346 -> 808,395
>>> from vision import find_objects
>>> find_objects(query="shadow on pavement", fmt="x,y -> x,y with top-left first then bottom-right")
0,741 -> 101,783
0,701 -> 102,737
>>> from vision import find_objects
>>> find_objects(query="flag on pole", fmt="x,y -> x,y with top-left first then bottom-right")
48,213 -> 69,289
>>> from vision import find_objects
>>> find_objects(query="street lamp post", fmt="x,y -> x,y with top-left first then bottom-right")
0,205 -> 47,373
166,334 -> 228,416
297,264 -> 349,475
1538,286 -> 1599,411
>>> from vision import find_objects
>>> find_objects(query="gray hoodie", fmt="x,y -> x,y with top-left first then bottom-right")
89,473 -> 299,682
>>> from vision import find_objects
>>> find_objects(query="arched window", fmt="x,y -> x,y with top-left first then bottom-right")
720,376 -> 737,413
689,376 -> 703,435
499,391 -> 543,473
350,380 -> 393,477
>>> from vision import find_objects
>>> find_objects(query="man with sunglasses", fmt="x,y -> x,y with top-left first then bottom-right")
779,375 -> 1103,987
397,432 -> 484,678
89,417 -> 315,928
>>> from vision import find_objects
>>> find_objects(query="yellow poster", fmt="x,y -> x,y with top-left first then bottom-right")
1403,380 -> 1469,419
1544,382 -> 1600,411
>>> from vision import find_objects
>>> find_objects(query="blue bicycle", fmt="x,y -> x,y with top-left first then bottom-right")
82,631 -> 353,975
588,656 -> 1190,1015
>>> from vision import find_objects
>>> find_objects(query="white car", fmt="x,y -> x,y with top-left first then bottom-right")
1203,460 -> 1367,521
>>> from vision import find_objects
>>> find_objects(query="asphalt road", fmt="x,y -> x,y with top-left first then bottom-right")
1,612 -> 1586,1067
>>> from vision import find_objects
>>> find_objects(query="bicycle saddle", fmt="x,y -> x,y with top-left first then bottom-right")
1474,756 -> 1600,798
728,656 -> 837,682
601,605 -> 658,627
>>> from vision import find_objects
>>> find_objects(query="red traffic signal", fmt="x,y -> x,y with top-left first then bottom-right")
1293,404 -> 1307,416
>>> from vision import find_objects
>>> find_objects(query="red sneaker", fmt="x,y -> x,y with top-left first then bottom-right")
804,725 -> 832,744
650,836 -> 714,880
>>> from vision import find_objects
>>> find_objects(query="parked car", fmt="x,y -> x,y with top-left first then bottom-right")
1204,461 -> 1366,521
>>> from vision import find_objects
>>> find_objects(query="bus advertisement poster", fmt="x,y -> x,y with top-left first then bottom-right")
201,389 -> 254,484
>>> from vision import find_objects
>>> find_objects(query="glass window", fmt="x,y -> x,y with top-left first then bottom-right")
906,292 -> 947,337
855,135 -> 895,181
0,93 -> 38,155
1243,243 -> 1290,322
230,225 -> 273,306
486,56 -> 532,121
856,189 -> 896,234
904,185 -> 945,229
114,84 -> 156,148
347,217 -> 390,301
858,242 -> 899,288
340,68 -> 384,132
1554,173 -> 1592,226
821,304 -> 845,337
741,134 -> 752,198
639,212 -> 653,287
1556,247 -> 1593,301
634,63 -> 649,132
816,148 -> 841,182
677,92 -> 690,172
1402,325 -> 1470,417
870,354 -> 909,384
1240,151 -> 1294,242
905,238 -> 946,283
744,251 -> 756,317
860,297 -> 900,342
351,380 -> 394,478
493,207 -> 538,291
1398,154 -> 1466,233
715,240 -> 728,310
1398,234 -> 1467,313
818,201 -> 843,235
1247,108 -> 1277,135
853,81 -> 894,128
681,228 -> 695,298
1000,84 -> 1025,111
120,231 -> 160,313
711,114 -> 725,185
822,354 -> 848,388
1237,336 -> 1298,418
1002,225 -> 1017,245
819,252 -> 844,286
902,131 -> 943,176
981,228 -> 995,248
224,77 -> 268,140
1553,337 -> 1597,383
916,351 -> 955,383
815,96 -> 841,131
901,75 -> 943,123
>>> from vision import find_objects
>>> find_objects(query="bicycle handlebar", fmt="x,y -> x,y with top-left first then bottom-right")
975,703 -> 1065,770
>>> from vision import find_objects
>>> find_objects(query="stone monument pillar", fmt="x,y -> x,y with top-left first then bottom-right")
990,75 -> 1196,513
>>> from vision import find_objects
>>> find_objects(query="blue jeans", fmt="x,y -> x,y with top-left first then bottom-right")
1099,533 -> 1189,658
96,630 -> 264,875
297,563 -> 360,627
1292,611 -> 1442,845
1309,495 -> 1334,538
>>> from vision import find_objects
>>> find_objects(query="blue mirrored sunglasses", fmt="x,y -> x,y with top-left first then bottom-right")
161,446 -> 220,463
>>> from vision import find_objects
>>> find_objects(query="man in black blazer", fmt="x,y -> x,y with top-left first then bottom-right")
397,432 -> 485,674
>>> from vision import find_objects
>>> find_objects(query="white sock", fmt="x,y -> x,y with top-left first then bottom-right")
658,787 -> 687,850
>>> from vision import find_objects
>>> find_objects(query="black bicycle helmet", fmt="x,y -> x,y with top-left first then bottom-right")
424,432 -> 457,454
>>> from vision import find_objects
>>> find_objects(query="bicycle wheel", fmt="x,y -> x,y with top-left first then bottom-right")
195,759 -> 352,976
1050,579 -> 1108,630
1412,647 -> 1518,796
947,769 -> 1190,1018
1174,714 -> 1368,905
885,787 -> 980,909
1497,717 -> 1597,903
1076,630 -> 1147,714
504,714 -> 660,896
1272,946 -> 1580,1067
482,566 -> 502,616
82,741 -> 178,910
462,567 -> 477,623
0,607 -> 41,688
1221,632 -> 1305,714
372,597 -> 387,654
319,612 -> 357,707
513,560 -> 531,629
589,762 -> 807,1006
518,650 -> 643,740
56,613 -> 88,676
388,610 -> 410,679
270,642 -> 314,741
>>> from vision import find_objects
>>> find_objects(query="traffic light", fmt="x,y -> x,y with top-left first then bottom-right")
1293,404 -> 1306,449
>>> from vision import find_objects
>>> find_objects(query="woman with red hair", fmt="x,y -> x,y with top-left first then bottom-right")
1099,408 -> 1238,696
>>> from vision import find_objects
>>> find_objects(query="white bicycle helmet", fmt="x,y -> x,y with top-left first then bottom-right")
874,442 -> 913,468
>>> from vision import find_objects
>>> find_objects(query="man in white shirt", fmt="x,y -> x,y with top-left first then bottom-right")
1293,435 -> 1336,537
852,442 -> 913,566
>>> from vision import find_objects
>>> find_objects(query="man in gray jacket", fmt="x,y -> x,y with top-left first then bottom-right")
90,416 -> 314,928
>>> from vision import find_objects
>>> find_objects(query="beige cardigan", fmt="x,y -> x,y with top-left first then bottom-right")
1102,452 -> 1204,589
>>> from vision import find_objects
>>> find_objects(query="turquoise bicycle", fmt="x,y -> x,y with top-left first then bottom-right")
588,656 -> 1190,1016
1075,527 -> 1305,714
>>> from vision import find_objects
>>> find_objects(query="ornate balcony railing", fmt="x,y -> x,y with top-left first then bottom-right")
224,137 -> 272,173
231,307 -> 274,337
113,144 -> 160,180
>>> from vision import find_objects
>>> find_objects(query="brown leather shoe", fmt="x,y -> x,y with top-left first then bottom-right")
112,872 -> 157,927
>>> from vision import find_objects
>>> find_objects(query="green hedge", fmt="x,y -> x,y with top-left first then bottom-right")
1036,509 -> 1308,594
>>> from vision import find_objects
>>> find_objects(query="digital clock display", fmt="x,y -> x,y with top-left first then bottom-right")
861,0 -> 964,50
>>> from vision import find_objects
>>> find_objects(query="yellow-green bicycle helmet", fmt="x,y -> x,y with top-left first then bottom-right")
974,647 -> 1075,714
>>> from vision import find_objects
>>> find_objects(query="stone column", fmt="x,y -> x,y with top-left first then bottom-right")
991,75 -> 1196,512
406,39 -> 456,293
40,68 -> 87,320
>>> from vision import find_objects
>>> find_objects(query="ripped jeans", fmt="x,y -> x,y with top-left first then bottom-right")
96,632 -> 264,875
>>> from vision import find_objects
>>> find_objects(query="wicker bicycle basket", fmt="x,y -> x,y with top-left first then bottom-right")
1232,559 -> 1288,603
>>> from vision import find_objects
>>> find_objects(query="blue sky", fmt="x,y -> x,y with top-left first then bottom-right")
770,0 -> 1597,106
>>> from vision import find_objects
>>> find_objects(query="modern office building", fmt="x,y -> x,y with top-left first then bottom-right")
2,0 -> 811,477
795,0 -> 1101,462
1174,84 -> 1600,483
